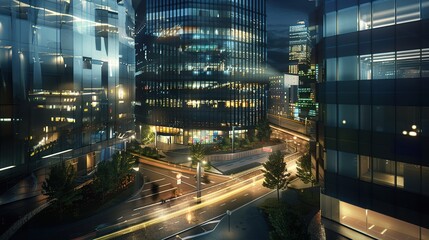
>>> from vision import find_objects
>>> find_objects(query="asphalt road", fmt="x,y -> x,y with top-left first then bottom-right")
12,162 -> 228,240
96,174 -> 273,240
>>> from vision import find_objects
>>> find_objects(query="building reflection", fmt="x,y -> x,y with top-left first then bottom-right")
0,0 -> 135,198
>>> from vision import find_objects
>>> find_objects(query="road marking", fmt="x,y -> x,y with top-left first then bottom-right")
117,216 -> 123,220
231,199 -> 237,202
144,168 -> 195,187
220,203 -> 226,206
174,221 -> 180,224
145,178 -> 165,184
244,193 -> 249,197
159,183 -> 172,188
128,187 -> 177,202
131,213 -> 140,217
133,202 -> 160,211
210,181 -> 215,183
159,227 -> 164,230
199,211 -> 206,215
201,182 -> 206,185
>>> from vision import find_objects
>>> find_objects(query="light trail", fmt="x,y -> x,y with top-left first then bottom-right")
95,177 -> 266,240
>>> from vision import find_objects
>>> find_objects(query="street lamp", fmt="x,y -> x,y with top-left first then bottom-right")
139,125 -> 142,142
231,126 -> 236,153
189,157 -> 204,203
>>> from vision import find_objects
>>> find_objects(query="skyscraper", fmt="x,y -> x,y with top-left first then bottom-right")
288,20 -> 317,120
288,20 -> 311,75
319,0 -> 429,239
0,0 -> 135,199
135,0 -> 267,144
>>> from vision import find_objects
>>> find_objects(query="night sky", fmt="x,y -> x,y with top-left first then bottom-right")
266,0 -> 316,73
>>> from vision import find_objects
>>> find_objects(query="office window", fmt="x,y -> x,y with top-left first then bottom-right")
326,149 -> 337,173
396,49 -> 420,78
325,12 -> 336,37
338,151 -> 358,178
326,104 -> 337,127
396,0 -> 420,24
423,166 -> 429,196
398,162 -> 420,193
373,105 -> 395,133
396,106 -> 420,135
359,54 -> 372,80
360,105 -> 371,130
372,0 -> 395,28
338,104 -> 358,129
423,0 -> 429,19
422,48 -> 429,77
326,58 -> 336,81
372,52 -> 395,79
373,157 -> 395,187
359,3 -> 371,30
83,57 -> 92,69
337,6 -> 358,34
338,56 -> 358,81
360,155 -> 371,182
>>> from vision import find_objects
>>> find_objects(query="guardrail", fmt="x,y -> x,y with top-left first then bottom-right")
206,143 -> 286,162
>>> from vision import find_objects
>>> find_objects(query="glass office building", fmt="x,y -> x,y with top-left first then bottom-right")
0,0 -> 135,193
136,0 -> 267,144
319,0 -> 429,239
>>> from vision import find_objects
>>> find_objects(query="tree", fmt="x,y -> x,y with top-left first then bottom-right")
112,151 -> 135,186
190,142 -> 210,170
42,162 -> 81,214
296,153 -> 317,187
262,150 -> 290,202
94,152 -> 135,198
94,160 -> 116,198
140,124 -> 155,145
256,119 -> 272,142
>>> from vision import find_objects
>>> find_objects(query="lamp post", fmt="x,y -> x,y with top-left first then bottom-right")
154,129 -> 157,150
231,126 -> 236,153
139,125 -> 142,142
189,156 -> 203,203
196,161 -> 201,203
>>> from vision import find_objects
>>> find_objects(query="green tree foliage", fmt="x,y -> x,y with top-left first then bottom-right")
262,150 -> 290,202
217,136 -> 231,151
296,153 -> 317,187
268,208 -> 309,240
256,119 -> 272,142
94,151 -> 135,197
140,124 -> 155,145
42,162 -> 81,214
190,142 -> 210,169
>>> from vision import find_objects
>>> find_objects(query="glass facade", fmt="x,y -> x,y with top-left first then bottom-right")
0,0 -> 135,184
320,0 -> 429,238
135,0 -> 267,144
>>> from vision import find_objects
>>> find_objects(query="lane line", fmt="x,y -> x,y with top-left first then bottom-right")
244,193 -> 249,197
145,178 -> 165,184
131,213 -> 140,217
231,199 -> 236,202
128,187 -> 177,202
220,203 -> 226,207
199,211 -> 206,215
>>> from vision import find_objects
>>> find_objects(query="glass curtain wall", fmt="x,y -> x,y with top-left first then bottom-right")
136,0 -> 267,144
0,0 -> 135,180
